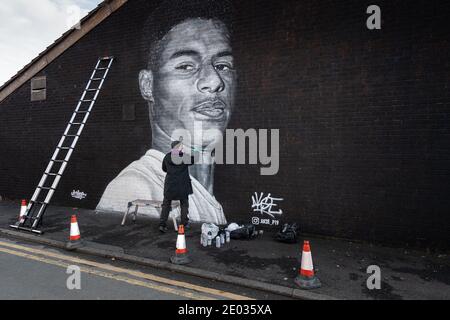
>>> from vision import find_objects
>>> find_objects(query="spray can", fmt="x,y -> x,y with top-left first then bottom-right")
207,232 -> 212,246
226,230 -> 231,243
220,232 -> 225,245
215,236 -> 221,248
201,234 -> 208,247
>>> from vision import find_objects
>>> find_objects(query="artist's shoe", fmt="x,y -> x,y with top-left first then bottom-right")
159,226 -> 168,233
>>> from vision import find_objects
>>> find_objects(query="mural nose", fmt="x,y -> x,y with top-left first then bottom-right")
196,66 -> 225,93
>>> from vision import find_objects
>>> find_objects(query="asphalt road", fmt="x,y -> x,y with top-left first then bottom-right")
0,251 -> 187,300
0,236 -> 289,300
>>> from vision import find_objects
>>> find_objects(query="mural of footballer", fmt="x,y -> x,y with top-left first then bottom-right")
96,0 -> 236,225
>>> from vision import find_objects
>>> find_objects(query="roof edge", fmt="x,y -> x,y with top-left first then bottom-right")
0,0 -> 128,103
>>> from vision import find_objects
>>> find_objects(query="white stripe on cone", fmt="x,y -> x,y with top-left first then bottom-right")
70,222 -> 80,238
176,234 -> 186,250
301,251 -> 314,271
19,205 -> 27,218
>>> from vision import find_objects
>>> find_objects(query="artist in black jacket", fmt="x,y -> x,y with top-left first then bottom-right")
159,140 -> 197,233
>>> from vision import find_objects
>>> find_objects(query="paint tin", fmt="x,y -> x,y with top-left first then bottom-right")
220,233 -> 225,245
226,231 -> 231,243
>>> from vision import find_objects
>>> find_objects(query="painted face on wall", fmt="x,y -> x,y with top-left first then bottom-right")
140,18 -> 236,149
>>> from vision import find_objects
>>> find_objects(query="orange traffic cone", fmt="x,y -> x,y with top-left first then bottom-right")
18,200 -> 28,222
170,225 -> 191,265
66,215 -> 83,250
295,240 -> 321,289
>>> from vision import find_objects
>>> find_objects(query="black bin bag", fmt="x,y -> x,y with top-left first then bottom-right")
275,223 -> 299,243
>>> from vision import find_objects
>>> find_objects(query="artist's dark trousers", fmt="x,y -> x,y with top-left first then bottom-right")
159,196 -> 189,228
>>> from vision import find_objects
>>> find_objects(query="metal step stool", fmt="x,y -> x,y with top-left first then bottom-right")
121,199 -> 181,231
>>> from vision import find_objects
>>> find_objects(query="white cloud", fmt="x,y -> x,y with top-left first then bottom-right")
0,0 -> 102,86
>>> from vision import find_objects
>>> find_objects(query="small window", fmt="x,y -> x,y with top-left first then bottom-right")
122,104 -> 136,121
31,76 -> 47,101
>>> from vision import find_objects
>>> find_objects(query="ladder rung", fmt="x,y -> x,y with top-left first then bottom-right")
38,187 -> 55,191
70,123 -> 84,125
91,78 -> 104,81
64,135 -> 79,137
45,172 -> 61,176
75,111 -> 90,114
33,201 -> 47,205
9,225 -> 43,235
96,67 -> 108,71
58,147 -> 72,150
100,57 -> 112,60
17,215 -> 40,222
52,160 -> 67,163
86,89 -> 99,92
80,99 -> 94,102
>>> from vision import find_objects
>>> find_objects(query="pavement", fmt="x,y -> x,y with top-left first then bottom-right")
0,200 -> 449,300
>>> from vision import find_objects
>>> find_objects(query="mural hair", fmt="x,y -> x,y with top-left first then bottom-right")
141,0 -> 234,71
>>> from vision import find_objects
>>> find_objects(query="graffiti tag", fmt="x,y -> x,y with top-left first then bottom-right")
251,192 -> 283,219
71,190 -> 87,200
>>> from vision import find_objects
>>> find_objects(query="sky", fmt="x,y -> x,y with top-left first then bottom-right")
0,0 -> 103,87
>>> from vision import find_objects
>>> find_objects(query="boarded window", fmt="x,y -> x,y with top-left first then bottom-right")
31,76 -> 47,101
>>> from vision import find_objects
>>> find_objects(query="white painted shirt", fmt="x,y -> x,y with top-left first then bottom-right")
96,149 -> 227,225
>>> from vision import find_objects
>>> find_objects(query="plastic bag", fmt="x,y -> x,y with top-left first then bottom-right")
201,223 -> 219,239
230,224 -> 257,240
225,223 -> 242,232
275,223 -> 299,243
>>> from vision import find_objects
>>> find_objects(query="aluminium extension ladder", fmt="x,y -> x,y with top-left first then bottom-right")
10,56 -> 114,234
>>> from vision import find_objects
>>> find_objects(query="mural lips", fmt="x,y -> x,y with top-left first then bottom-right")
192,99 -> 226,121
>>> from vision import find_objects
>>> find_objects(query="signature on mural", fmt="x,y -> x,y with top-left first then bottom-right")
71,190 -> 87,200
251,192 -> 283,219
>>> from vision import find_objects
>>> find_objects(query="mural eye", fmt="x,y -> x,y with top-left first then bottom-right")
215,63 -> 233,72
175,64 -> 195,71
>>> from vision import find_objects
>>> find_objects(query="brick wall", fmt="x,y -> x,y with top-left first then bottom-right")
0,0 -> 449,248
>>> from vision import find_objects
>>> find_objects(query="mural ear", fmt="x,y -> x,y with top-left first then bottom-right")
139,70 -> 154,103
